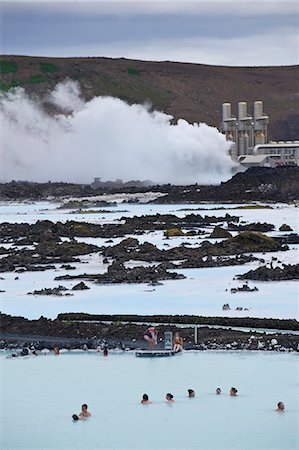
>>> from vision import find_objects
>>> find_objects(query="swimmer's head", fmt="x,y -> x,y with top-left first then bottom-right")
142,394 -> 149,401
277,402 -> 285,411
166,393 -> 174,401
230,387 -> 238,396
81,404 -> 88,411
216,388 -> 221,395
188,389 -> 195,397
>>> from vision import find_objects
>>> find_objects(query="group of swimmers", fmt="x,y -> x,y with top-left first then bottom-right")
73,393 -> 285,420
140,387 -> 238,404
140,389 -> 285,411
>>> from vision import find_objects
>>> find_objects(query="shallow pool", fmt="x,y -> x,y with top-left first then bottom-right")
1,351 -> 298,449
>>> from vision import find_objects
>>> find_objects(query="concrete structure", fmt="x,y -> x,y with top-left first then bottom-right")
238,155 -> 276,168
254,141 -> 299,166
253,101 -> 269,145
221,100 -> 268,159
221,101 -> 299,166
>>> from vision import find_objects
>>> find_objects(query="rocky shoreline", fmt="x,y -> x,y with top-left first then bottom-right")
1,313 -> 298,353
1,167 -> 299,202
237,263 -> 299,281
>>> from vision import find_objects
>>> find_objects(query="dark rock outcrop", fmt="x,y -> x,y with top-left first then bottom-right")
56,313 -> 299,332
279,224 -> 293,232
230,284 -> 258,293
210,226 -> 232,238
55,262 -> 185,284
72,282 -> 90,290
238,264 -> 299,281
100,262 -> 185,284
27,285 -> 72,296
151,167 -> 299,203
218,232 -> 284,254
227,222 -> 275,232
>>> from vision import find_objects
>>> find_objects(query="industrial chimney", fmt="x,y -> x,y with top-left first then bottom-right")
253,101 -> 269,145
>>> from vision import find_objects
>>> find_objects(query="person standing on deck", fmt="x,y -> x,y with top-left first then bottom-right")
143,327 -> 158,350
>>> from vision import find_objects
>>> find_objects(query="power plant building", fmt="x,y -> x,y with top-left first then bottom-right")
221,101 -> 299,166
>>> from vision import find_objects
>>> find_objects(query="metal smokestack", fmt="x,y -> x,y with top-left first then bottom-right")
238,102 -> 247,121
254,101 -> 268,145
237,102 -> 253,155
221,102 -> 237,159
254,101 -> 264,120
220,100 -> 270,159
222,103 -> 232,124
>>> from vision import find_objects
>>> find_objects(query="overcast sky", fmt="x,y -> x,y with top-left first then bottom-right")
0,1 -> 298,66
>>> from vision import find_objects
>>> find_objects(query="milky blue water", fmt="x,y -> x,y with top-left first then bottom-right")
0,351 -> 298,450
1,199 -> 298,449
1,201 -> 298,320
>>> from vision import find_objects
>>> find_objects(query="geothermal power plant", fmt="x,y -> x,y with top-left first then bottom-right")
221,101 -> 299,167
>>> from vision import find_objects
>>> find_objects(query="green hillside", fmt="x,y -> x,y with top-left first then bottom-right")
1,55 -> 298,140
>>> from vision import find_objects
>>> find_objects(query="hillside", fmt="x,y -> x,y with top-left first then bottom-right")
1,55 -> 299,140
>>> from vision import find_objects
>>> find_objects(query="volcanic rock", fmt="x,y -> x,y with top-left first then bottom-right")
279,224 -> 293,232
27,285 -> 72,296
98,262 -> 185,284
230,284 -> 258,293
210,226 -> 232,238
237,264 -> 299,281
72,282 -> 90,290
164,228 -> 186,237
227,222 -> 275,232
219,231 -> 284,254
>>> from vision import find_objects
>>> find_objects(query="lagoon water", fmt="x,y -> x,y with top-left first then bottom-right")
0,201 -> 298,320
1,350 -> 298,450
1,201 -> 299,450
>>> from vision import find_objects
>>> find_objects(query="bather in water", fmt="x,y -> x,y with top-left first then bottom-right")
141,394 -> 152,404
72,404 -> 91,420
230,387 -> 238,396
166,393 -> 175,402
276,401 -> 285,412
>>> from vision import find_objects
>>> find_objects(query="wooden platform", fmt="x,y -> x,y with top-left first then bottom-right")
135,350 -> 177,358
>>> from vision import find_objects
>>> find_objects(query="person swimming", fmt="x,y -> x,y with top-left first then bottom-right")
188,389 -> 195,398
230,387 -> 238,396
166,393 -> 175,402
276,401 -> 285,412
141,394 -> 152,404
79,404 -> 91,418
103,348 -> 108,357
216,388 -> 222,395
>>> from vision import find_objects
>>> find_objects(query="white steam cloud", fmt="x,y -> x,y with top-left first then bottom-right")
0,80 -> 235,185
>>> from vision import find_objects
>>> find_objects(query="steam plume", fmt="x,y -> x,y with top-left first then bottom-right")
0,80 -> 235,184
